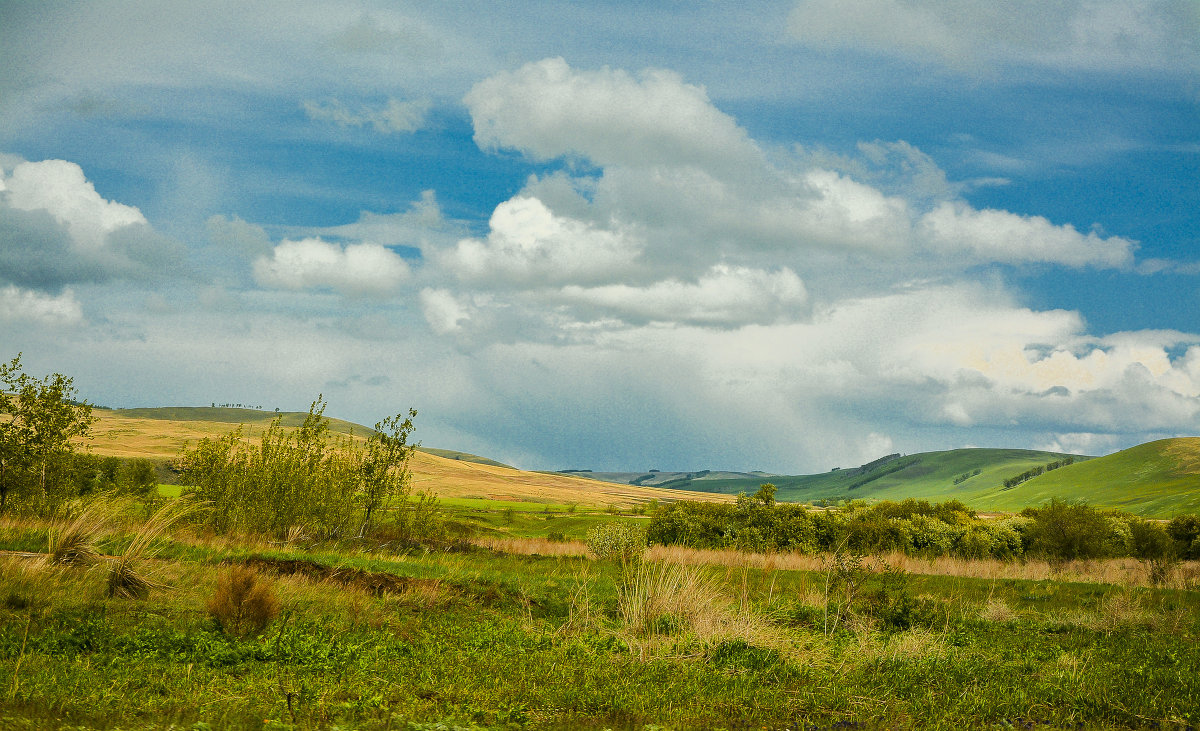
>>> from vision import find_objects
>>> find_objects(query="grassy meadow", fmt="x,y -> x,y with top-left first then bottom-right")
3,509 -> 1200,731
2,405 -> 1193,729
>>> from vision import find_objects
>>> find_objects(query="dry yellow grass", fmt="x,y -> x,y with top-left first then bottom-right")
80,409 -> 732,509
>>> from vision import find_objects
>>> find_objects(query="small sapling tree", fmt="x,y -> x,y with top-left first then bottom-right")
0,354 -> 96,515
356,408 -> 417,537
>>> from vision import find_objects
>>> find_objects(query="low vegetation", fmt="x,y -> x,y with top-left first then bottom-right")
648,489 -> 1198,578
1,508 -> 1198,730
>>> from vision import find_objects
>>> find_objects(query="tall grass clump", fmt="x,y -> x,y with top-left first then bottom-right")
207,565 -> 280,637
47,495 -> 122,567
617,560 -> 755,642
106,499 -> 191,599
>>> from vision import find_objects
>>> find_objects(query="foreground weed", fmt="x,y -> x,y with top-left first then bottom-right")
208,565 -> 281,637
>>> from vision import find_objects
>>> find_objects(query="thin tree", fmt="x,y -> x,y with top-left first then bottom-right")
0,354 -> 96,514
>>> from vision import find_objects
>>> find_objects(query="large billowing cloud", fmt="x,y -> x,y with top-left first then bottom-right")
0,158 -> 184,290
4,159 -> 145,248
461,58 -> 1137,272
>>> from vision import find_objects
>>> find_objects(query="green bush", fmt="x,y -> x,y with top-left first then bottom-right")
1024,499 -> 1114,561
1167,514 -> 1200,559
181,396 -> 435,544
585,522 -> 646,563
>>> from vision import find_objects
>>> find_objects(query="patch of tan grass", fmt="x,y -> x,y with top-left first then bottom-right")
979,598 -> 1018,623
646,544 -> 1186,588
206,565 -> 281,636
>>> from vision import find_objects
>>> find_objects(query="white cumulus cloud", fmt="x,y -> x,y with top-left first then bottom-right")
253,238 -> 409,296
3,159 -> 146,249
0,286 -> 83,326
465,57 -> 761,174
918,201 -> 1136,268
440,196 -> 641,287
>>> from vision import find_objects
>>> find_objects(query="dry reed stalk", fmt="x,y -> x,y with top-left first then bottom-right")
47,495 -> 123,567
106,499 -> 193,599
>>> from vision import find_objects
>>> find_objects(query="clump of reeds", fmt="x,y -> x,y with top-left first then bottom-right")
48,496 -> 121,567
106,499 -> 191,600
207,565 -> 281,637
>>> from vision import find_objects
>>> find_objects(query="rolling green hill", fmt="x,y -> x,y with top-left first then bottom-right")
648,440 -> 1200,517
970,438 -> 1200,517
652,447 -> 1088,506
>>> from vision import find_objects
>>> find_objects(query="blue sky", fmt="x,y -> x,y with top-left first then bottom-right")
1,0 -> 1198,472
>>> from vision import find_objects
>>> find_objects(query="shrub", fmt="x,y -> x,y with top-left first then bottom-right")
585,522 -> 646,563
1167,514 -> 1200,559
1025,499 -> 1113,561
207,565 -> 281,637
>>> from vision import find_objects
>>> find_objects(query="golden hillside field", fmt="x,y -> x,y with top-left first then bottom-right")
81,408 -> 730,508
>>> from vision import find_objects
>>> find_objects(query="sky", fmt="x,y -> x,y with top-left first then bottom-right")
1,1 -> 1199,474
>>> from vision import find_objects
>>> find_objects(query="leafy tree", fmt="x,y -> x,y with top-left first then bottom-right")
1166,514 -> 1200,560
355,408 -> 417,536
0,354 -> 96,514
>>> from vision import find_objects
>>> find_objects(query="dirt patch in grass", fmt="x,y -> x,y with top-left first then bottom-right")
232,555 -> 432,597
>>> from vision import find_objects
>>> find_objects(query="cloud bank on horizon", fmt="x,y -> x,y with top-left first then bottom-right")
1,1 -> 1197,472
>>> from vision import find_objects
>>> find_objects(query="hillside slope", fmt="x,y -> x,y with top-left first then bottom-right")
641,448 -> 1085,503
970,438 -> 1200,517
101,406 -> 510,466
84,407 -> 729,508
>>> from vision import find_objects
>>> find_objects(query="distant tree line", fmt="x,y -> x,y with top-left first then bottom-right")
1002,457 -> 1075,489
953,468 -> 982,485
647,487 -> 1200,574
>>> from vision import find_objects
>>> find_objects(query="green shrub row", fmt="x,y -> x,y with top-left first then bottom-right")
647,487 -> 1200,563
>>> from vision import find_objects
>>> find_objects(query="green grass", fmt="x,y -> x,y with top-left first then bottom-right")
2,520 -> 1199,730
439,498 -> 643,540
972,438 -> 1200,517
